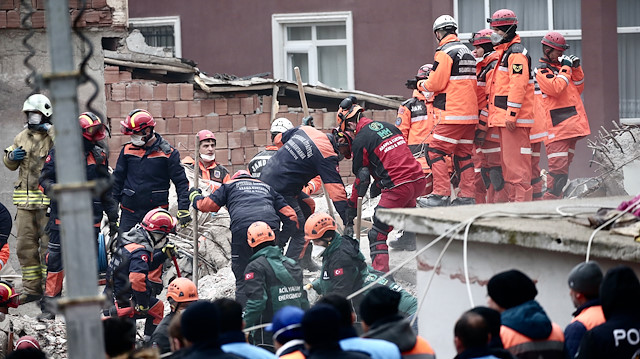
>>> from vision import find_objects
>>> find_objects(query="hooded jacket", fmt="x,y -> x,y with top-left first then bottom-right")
362,315 -> 435,358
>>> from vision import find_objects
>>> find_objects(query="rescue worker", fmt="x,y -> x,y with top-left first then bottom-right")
0,281 -> 20,358
530,78 -> 549,201
112,109 -> 191,233
397,64 -> 435,196
304,213 -> 417,317
487,269 -> 564,359
536,32 -> 590,200
189,170 -> 298,304
3,94 -> 54,304
182,129 -> 230,192
260,125 -> 349,269
248,118 -> 322,195
337,97 -> 426,270
360,286 -> 435,358
416,15 -> 479,207
105,208 -> 176,342
242,222 -> 309,348
151,277 -> 199,355
266,306 -> 305,358
575,266 -> 640,359
564,261 -> 605,358
486,9 -> 535,202
38,112 -> 119,319
469,29 -> 502,204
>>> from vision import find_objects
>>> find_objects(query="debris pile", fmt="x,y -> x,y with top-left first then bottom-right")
12,316 -> 67,359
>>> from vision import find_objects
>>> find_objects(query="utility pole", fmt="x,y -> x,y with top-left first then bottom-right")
44,1 -> 105,358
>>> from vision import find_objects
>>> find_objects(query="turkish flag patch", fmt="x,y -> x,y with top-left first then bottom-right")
334,268 -> 344,276
45,155 -> 51,163
140,255 -> 148,263
245,272 -> 254,280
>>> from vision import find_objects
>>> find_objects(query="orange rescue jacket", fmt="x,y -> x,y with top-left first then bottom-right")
487,35 -> 535,128
397,90 -> 435,155
535,58 -> 590,144
501,322 -> 564,358
418,34 -> 478,125
530,78 -> 549,144
571,304 -> 605,330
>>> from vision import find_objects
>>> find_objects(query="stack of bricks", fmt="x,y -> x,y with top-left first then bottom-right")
106,67 -> 399,186
0,0 -> 114,29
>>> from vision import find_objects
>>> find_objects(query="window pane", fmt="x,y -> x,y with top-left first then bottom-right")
458,0 -> 486,34
554,0 -> 580,29
289,53 -> 309,82
490,0 -> 547,30
287,26 -> 312,40
318,46 -> 347,89
618,0 -> 640,27
619,33 -> 640,118
132,25 -> 175,50
317,25 -> 346,40
519,36 -> 543,66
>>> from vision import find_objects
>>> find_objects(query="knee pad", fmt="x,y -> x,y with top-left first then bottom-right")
425,146 -> 448,168
481,168 -> 491,189
488,166 -> 504,191
549,172 -> 568,196
453,154 -> 474,174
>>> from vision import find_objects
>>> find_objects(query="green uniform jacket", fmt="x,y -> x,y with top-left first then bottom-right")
4,127 -> 54,209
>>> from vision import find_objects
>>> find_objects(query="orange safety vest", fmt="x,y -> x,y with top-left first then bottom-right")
501,322 -> 565,358
418,34 -> 478,126
487,35 -> 535,129
402,335 -> 436,359
535,59 -> 590,144
530,78 -> 549,144
571,304 -> 605,330
397,90 -> 435,153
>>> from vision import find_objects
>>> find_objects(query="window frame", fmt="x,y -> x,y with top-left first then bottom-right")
272,11 -> 354,90
128,16 -> 182,58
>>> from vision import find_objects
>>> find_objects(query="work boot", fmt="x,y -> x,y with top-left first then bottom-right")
389,231 -> 416,251
19,293 -> 42,305
450,197 -> 476,206
417,194 -> 450,208
299,248 -> 320,272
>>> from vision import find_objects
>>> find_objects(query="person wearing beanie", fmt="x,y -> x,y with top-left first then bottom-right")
487,270 -> 564,358
468,307 -> 517,359
564,261 -> 605,358
576,266 -> 640,359
103,317 -> 136,359
214,298 -> 276,358
266,306 -> 305,358
301,304 -> 370,359
453,311 -> 501,359
318,294 -> 401,359
360,287 -> 435,358
179,300 -> 241,359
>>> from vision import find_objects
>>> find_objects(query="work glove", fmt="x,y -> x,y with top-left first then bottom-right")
345,206 -> 357,226
108,221 -> 119,239
405,78 -> 418,90
35,123 -> 52,132
188,187 -> 202,204
560,55 -> 573,67
354,168 -> 371,197
162,242 -> 178,258
474,129 -> 486,147
343,225 -> 354,239
7,146 -> 26,161
568,55 -> 580,68
177,209 -> 192,228
302,116 -> 314,127
304,283 -> 313,291
505,120 -> 516,131
369,181 -> 382,198
134,304 -> 149,315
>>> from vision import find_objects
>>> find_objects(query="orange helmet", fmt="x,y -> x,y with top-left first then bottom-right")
167,277 -> 198,303
247,221 -> 276,248
0,281 -> 19,308
336,96 -> 363,132
470,29 -> 493,46
79,112 -> 107,142
541,31 -> 569,51
304,212 -> 337,242
141,208 -> 177,235
121,109 -> 156,134
487,9 -> 518,27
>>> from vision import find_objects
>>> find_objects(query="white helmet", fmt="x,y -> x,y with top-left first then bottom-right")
22,94 -> 53,117
270,118 -> 294,134
433,15 -> 458,32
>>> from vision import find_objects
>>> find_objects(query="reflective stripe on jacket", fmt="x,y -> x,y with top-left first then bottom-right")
530,78 -> 549,144
501,323 -> 565,359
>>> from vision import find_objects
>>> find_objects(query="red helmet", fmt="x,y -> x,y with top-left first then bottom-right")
197,129 -> 216,143
14,336 -> 41,350
121,109 -> 156,134
336,96 -> 363,132
141,208 -> 177,234
304,212 -> 337,242
231,170 -> 251,180
247,221 -> 276,248
487,9 -> 518,27
0,281 -> 19,308
78,112 -> 106,142
541,31 -> 569,51
167,277 -> 199,303
470,29 -> 494,46
416,64 -> 433,80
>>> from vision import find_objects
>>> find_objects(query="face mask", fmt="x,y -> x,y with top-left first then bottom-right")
130,134 -> 146,147
490,32 -> 503,45
200,153 -> 215,162
28,112 -> 42,125
475,57 -> 483,64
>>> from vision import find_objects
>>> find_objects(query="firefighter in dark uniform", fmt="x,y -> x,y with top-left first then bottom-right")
189,170 -> 298,305
182,129 -> 230,192
248,118 -> 293,178
243,221 -> 309,347
105,208 -> 176,342
336,97 -> 427,272
112,109 -> 191,233
38,112 -> 119,319
260,125 -> 349,270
